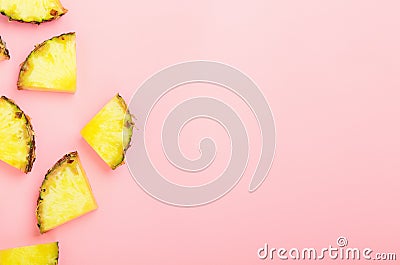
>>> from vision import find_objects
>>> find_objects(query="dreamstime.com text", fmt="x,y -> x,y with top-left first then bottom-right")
258,237 -> 396,261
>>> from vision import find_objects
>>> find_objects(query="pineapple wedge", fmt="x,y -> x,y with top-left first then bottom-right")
0,36 -> 10,61
0,242 -> 59,265
0,0 -> 67,24
81,94 -> 134,169
0,96 -> 35,173
18,33 -> 76,93
36,151 -> 97,233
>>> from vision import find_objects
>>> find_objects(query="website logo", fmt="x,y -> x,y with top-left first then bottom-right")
258,237 -> 396,261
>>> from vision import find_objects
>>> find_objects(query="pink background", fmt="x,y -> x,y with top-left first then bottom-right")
0,0 -> 399,264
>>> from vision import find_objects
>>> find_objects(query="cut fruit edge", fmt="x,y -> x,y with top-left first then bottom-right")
36,151 -> 97,233
0,242 -> 59,264
81,93 -> 135,170
17,32 -> 76,92
0,1 -> 67,24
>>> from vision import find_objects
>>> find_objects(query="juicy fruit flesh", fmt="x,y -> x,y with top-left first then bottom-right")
0,0 -> 67,23
37,152 -> 97,233
18,33 -> 76,93
0,242 -> 59,265
81,94 -> 134,169
0,96 -> 35,173
0,36 -> 10,60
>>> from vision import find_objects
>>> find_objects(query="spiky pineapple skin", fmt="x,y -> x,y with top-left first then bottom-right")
0,96 -> 36,173
36,151 -> 97,233
0,36 -> 10,60
17,32 -> 76,93
115,94 -> 134,169
0,0 -> 67,24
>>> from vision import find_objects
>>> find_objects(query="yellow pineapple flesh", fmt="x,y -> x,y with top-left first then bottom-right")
0,96 -> 35,173
81,94 -> 134,169
0,0 -> 67,24
36,151 -> 97,233
0,36 -> 10,61
18,33 -> 76,93
0,242 -> 59,265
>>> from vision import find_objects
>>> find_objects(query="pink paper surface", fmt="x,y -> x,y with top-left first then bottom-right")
0,0 -> 399,264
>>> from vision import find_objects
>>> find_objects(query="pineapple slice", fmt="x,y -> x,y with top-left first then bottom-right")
0,242 -> 59,265
81,94 -> 134,169
18,33 -> 76,93
36,151 -> 97,233
0,36 -> 10,61
0,0 -> 67,24
0,96 -> 35,173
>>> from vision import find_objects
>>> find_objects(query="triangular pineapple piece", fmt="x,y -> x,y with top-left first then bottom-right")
0,242 -> 59,265
0,96 -> 35,173
0,36 -> 10,61
0,0 -> 67,24
18,33 -> 76,93
81,94 -> 134,169
36,151 -> 97,233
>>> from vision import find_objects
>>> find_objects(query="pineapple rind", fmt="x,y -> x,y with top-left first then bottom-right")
0,96 -> 36,173
120,94 -> 134,165
81,94 -> 134,169
0,242 -> 59,265
36,151 -> 97,233
0,0 -> 67,24
0,36 -> 10,60
17,32 -> 76,93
